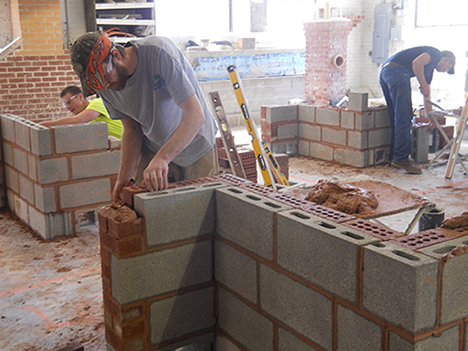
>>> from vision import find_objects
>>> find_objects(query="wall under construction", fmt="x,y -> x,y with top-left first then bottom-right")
99,174 -> 468,351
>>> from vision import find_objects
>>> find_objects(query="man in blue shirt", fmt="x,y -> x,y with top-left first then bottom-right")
380,46 -> 455,174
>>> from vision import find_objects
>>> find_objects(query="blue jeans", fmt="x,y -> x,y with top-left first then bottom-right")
379,65 -> 413,162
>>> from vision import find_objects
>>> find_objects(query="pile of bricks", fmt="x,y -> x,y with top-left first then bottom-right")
0,113 -> 121,239
216,137 -> 257,182
99,174 -> 468,350
261,103 -> 391,167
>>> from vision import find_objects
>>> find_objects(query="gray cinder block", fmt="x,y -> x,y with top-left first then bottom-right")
278,328 -> 316,351
216,187 -> 292,260
34,184 -> 57,213
5,166 -> 19,193
14,118 -> 31,152
420,237 -> 468,324
215,239 -> 257,304
13,148 -> 28,175
265,105 -> 298,123
299,124 -> 320,141
150,287 -> 215,345
111,240 -> 212,304
3,142 -> 13,166
259,263 -> 332,350
28,207 -> 73,240
348,92 -> 368,111
37,157 -> 69,185
71,150 -> 121,180
28,155 -> 37,181
316,107 -> 340,126
214,336 -> 242,351
218,287 -> 274,350
53,122 -> 108,154
298,104 -> 316,124
277,210 -> 379,303
355,111 -> 374,131
1,114 -> 17,142
18,174 -> 34,205
363,241 -> 439,333
59,178 -> 111,208
134,185 -> 223,247
30,125 -> 52,156
336,304 -> 381,351
277,124 -> 298,139
388,325 -> 460,351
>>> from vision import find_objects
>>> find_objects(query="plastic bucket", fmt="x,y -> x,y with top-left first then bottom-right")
419,208 -> 445,231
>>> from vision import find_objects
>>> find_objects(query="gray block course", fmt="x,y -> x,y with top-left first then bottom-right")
265,105 -> 298,123
336,304 -> 381,351
28,155 -> 37,181
14,119 -> 31,151
34,184 -> 57,213
277,124 -> 298,139
111,240 -> 212,304
150,287 -> 215,345
30,125 -> 52,157
278,328 -> 316,351
216,187 -> 291,260
259,263 -> 333,350
309,142 -> 333,161
37,157 -> 69,185
134,186 -> 220,247
334,148 -> 373,168
322,127 -> 346,146
347,130 -> 368,149
3,142 -> 13,166
298,140 -> 310,156
368,127 -> 392,148
355,111 -> 374,131
420,237 -> 468,324
14,194 -> 29,224
218,287 -> 274,351
388,325 -> 460,351
5,166 -> 19,193
298,104 -> 315,124
363,241 -> 439,333
59,178 -> 111,208
277,210 -> 379,302
71,150 -> 121,180
215,239 -> 257,304
299,123 -> 321,141
316,107 -> 340,126
19,174 -> 34,205
13,148 -> 28,175
1,114 -> 16,142
28,207 -> 73,240
340,111 -> 355,129
53,123 -> 108,154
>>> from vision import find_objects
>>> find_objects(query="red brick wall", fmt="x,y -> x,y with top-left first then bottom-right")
0,0 -> 79,122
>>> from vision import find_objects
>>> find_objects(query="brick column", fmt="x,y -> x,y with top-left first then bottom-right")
304,19 -> 354,106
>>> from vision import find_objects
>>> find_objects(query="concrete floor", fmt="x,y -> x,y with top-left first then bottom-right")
0,128 -> 467,350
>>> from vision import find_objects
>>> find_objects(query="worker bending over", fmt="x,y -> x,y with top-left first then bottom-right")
379,46 -> 455,174
40,85 -> 123,139
69,31 -> 218,200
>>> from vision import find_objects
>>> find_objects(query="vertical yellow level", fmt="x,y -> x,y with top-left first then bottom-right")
227,65 -> 276,189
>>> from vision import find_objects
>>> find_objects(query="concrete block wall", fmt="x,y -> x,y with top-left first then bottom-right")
1,113 -> 121,239
261,104 -> 391,167
104,175 -> 468,350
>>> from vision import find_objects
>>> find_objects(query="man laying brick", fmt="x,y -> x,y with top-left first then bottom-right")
69,31 -> 218,200
40,85 -> 123,139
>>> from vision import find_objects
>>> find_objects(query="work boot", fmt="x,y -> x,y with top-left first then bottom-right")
391,159 -> 422,174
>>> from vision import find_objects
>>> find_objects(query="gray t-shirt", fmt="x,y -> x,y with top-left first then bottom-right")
100,36 -> 217,167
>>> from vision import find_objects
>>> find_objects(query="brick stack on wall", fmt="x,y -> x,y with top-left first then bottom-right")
261,104 -> 391,167
100,175 -> 468,350
1,114 -> 121,239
